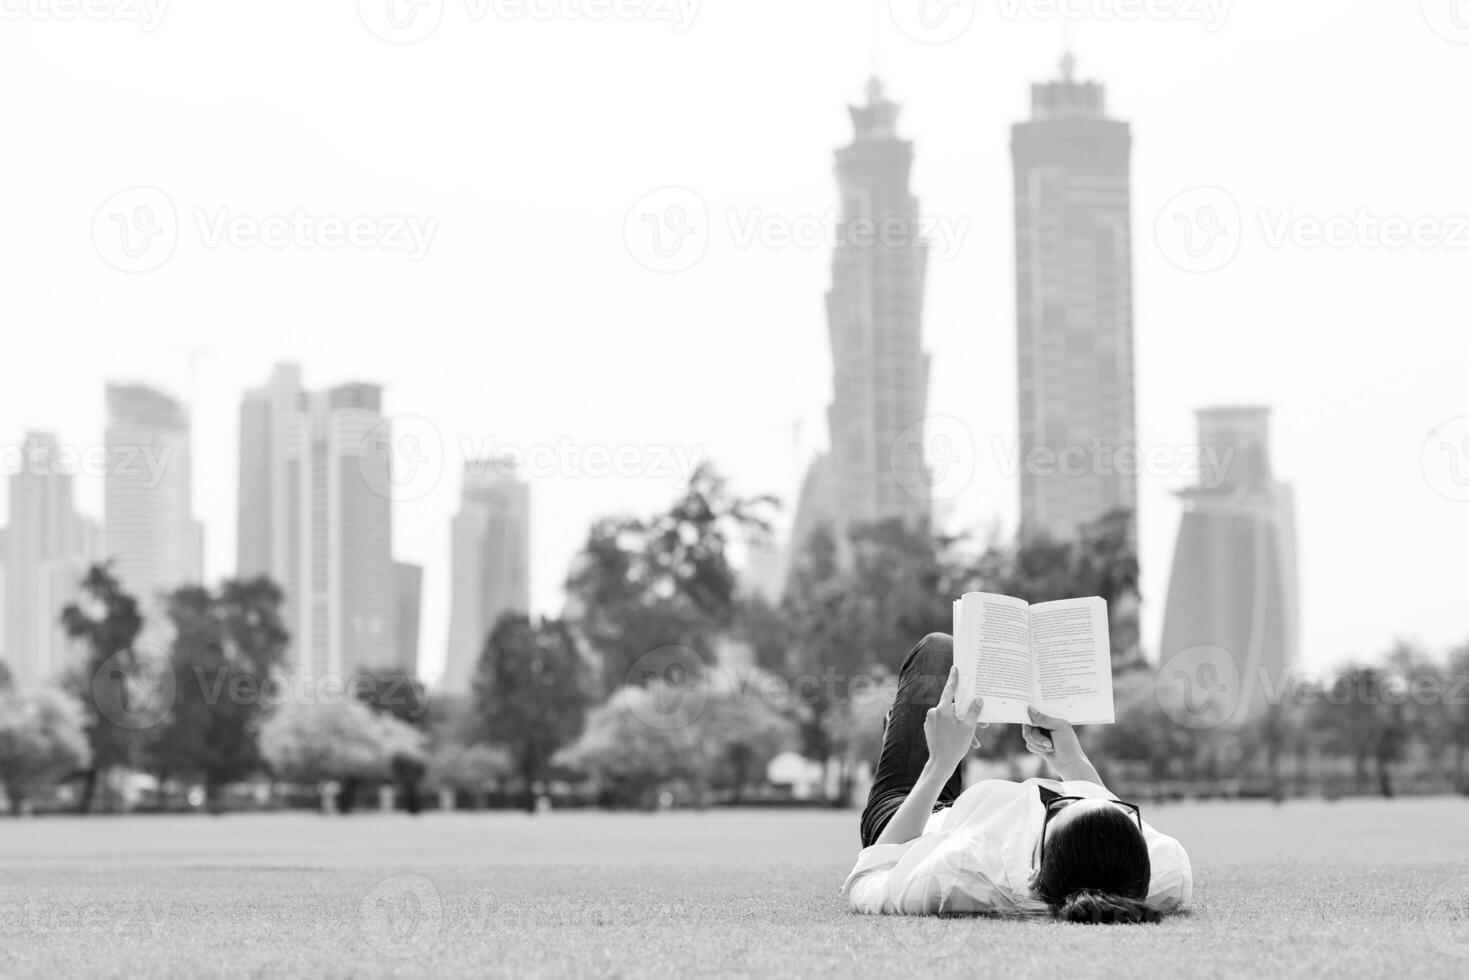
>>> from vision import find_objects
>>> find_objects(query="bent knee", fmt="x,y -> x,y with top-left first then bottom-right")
917,632 -> 953,658
903,632 -> 954,677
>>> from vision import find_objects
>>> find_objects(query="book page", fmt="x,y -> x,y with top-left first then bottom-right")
953,592 -> 1032,724
1029,597 -> 1114,725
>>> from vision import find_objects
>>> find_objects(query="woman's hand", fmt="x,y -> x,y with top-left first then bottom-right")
923,666 -> 983,775
1023,707 -> 1102,784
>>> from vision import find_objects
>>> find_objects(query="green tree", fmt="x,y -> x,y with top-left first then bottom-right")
554,668 -> 797,808
355,670 -> 429,729
555,683 -> 702,809
1448,642 -> 1469,792
565,464 -> 776,694
258,698 -> 424,811
971,508 -> 1141,667
782,518 -> 963,797
148,579 -> 288,810
0,687 -> 91,814
60,563 -> 145,813
1313,663 -> 1408,797
701,668 -> 800,803
425,743 -> 512,809
471,614 -> 590,812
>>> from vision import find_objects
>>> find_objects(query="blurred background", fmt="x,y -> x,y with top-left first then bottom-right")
2,0 -> 1468,816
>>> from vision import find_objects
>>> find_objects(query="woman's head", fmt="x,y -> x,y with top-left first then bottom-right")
1032,798 -> 1160,924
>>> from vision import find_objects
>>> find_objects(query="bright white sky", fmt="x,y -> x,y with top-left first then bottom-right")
3,0 -> 1467,684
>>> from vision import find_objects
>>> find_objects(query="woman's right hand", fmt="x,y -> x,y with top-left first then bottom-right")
1023,707 -> 1092,779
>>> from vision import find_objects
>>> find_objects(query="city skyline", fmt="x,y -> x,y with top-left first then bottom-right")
791,77 -> 933,567
443,459 -> 531,695
103,383 -> 203,651
1013,53 -> 1138,545
3,6 -> 1468,681
1161,405 -> 1299,721
2,432 -> 99,687
239,364 -> 406,679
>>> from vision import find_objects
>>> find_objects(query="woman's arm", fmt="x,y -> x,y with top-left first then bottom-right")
1022,707 -> 1105,787
874,666 -> 982,846
872,759 -> 950,845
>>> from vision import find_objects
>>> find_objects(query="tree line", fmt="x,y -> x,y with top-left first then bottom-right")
0,463 -> 1464,813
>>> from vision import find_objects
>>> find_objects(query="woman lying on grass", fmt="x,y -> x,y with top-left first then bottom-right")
842,633 -> 1192,923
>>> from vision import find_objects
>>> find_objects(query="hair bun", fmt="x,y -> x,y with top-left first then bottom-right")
1058,889 -> 1162,925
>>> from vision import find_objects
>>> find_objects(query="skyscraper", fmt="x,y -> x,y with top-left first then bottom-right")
3,433 -> 99,687
237,362 -> 302,585
443,459 -> 530,695
795,78 -> 931,566
105,384 -> 203,646
238,366 -> 402,680
1012,54 -> 1137,544
1160,406 -> 1299,721
282,382 -> 398,680
394,560 -> 423,677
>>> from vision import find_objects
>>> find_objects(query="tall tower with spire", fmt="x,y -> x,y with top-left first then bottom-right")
818,77 -> 931,546
1011,53 -> 1137,545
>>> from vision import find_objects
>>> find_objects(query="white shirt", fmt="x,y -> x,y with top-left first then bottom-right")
841,778 -> 1193,915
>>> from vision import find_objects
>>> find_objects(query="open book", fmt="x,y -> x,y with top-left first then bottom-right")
951,592 -> 1115,726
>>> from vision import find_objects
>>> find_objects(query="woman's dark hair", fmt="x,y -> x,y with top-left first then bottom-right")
1034,804 -> 1161,924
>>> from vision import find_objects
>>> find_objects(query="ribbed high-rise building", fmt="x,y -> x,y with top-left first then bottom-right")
285,382 -> 397,679
443,459 -> 530,695
1012,54 -> 1137,544
394,560 -> 423,677
238,366 -> 402,680
790,78 -> 931,573
3,432 -> 101,687
105,384 -> 203,646
237,362 -> 302,585
1160,406 -> 1299,722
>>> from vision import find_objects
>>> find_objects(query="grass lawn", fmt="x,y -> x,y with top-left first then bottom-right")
2,797 -> 1468,978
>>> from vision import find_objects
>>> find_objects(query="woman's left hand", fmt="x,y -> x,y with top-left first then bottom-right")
923,666 -> 983,773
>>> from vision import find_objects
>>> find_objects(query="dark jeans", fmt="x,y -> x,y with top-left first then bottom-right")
859,632 -> 964,847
